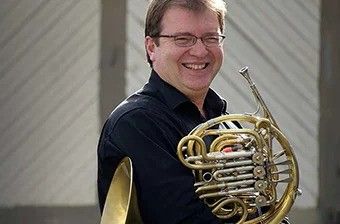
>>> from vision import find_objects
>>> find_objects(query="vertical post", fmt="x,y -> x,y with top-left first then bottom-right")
319,0 -> 340,223
100,0 -> 126,125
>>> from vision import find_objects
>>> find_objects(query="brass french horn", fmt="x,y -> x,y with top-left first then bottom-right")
177,67 -> 301,223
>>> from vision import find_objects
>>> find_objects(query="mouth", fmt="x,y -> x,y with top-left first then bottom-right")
182,63 -> 209,70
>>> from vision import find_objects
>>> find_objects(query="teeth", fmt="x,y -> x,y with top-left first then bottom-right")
184,63 -> 207,70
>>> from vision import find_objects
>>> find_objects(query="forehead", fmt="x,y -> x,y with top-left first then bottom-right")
160,6 -> 220,33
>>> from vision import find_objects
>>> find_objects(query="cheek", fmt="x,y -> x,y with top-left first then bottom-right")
161,52 -> 187,72
153,49 -> 181,73
214,49 -> 224,65
167,49 -> 187,62
156,46 -> 191,68
216,47 -> 224,58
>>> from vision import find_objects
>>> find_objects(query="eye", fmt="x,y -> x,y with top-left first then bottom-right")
174,35 -> 194,45
203,36 -> 220,44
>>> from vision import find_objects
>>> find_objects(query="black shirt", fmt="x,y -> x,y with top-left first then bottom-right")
97,70 -> 227,224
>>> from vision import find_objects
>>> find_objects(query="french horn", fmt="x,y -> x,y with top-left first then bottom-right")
177,67 -> 301,223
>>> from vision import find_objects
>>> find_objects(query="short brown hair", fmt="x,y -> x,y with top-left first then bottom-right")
144,0 -> 227,66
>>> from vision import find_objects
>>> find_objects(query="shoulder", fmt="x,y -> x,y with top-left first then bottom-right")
98,92 -> 184,157
101,90 -> 171,139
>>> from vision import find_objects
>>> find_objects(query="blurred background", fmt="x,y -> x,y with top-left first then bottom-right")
0,0 -> 339,223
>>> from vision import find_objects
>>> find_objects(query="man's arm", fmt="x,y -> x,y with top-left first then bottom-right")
98,108 -> 221,224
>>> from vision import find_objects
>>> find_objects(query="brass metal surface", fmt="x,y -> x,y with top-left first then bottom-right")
100,157 -> 142,224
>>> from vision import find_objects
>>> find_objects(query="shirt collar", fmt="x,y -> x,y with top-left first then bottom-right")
204,89 -> 228,116
148,70 -> 188,109
148,69 -> 227,115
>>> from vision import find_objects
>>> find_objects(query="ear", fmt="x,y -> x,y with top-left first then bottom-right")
145,36 -> 157,61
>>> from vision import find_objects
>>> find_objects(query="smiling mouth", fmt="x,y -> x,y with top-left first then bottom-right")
182,63 -> 209,70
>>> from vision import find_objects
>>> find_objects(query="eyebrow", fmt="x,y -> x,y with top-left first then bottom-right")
170,32 -> 222,36
171,32 -> 193,36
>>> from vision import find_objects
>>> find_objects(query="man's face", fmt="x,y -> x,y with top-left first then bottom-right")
145,7 -> 224,98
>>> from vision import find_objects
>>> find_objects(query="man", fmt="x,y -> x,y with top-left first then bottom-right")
98,0 -> 226,223
97,0 -> 290,223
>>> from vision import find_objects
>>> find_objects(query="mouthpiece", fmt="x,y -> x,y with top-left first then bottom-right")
239,66 -> 249,75
238,66 -> 252,84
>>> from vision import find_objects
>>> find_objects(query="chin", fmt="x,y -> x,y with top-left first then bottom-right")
191,78 -> 213,88
186,82 -> 211,92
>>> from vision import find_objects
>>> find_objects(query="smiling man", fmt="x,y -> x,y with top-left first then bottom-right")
145,3 -> 225,116
98,0 -> 227,223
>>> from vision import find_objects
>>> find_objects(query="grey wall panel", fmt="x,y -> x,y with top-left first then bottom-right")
99,0 -> 126,124
319,0 -> 340,222
126,0 -> 320,208
0,0 -> 101,206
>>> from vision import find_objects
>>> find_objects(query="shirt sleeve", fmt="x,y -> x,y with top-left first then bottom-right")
99,108 -> 222,224
97,119 -> 126,213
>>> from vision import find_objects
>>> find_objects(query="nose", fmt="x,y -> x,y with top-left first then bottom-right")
188,39 -> 209,57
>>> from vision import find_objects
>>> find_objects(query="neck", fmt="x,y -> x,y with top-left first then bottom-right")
189,94 -> 207,118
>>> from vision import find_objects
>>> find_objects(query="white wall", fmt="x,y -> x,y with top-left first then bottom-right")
0,0 -> 101,206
